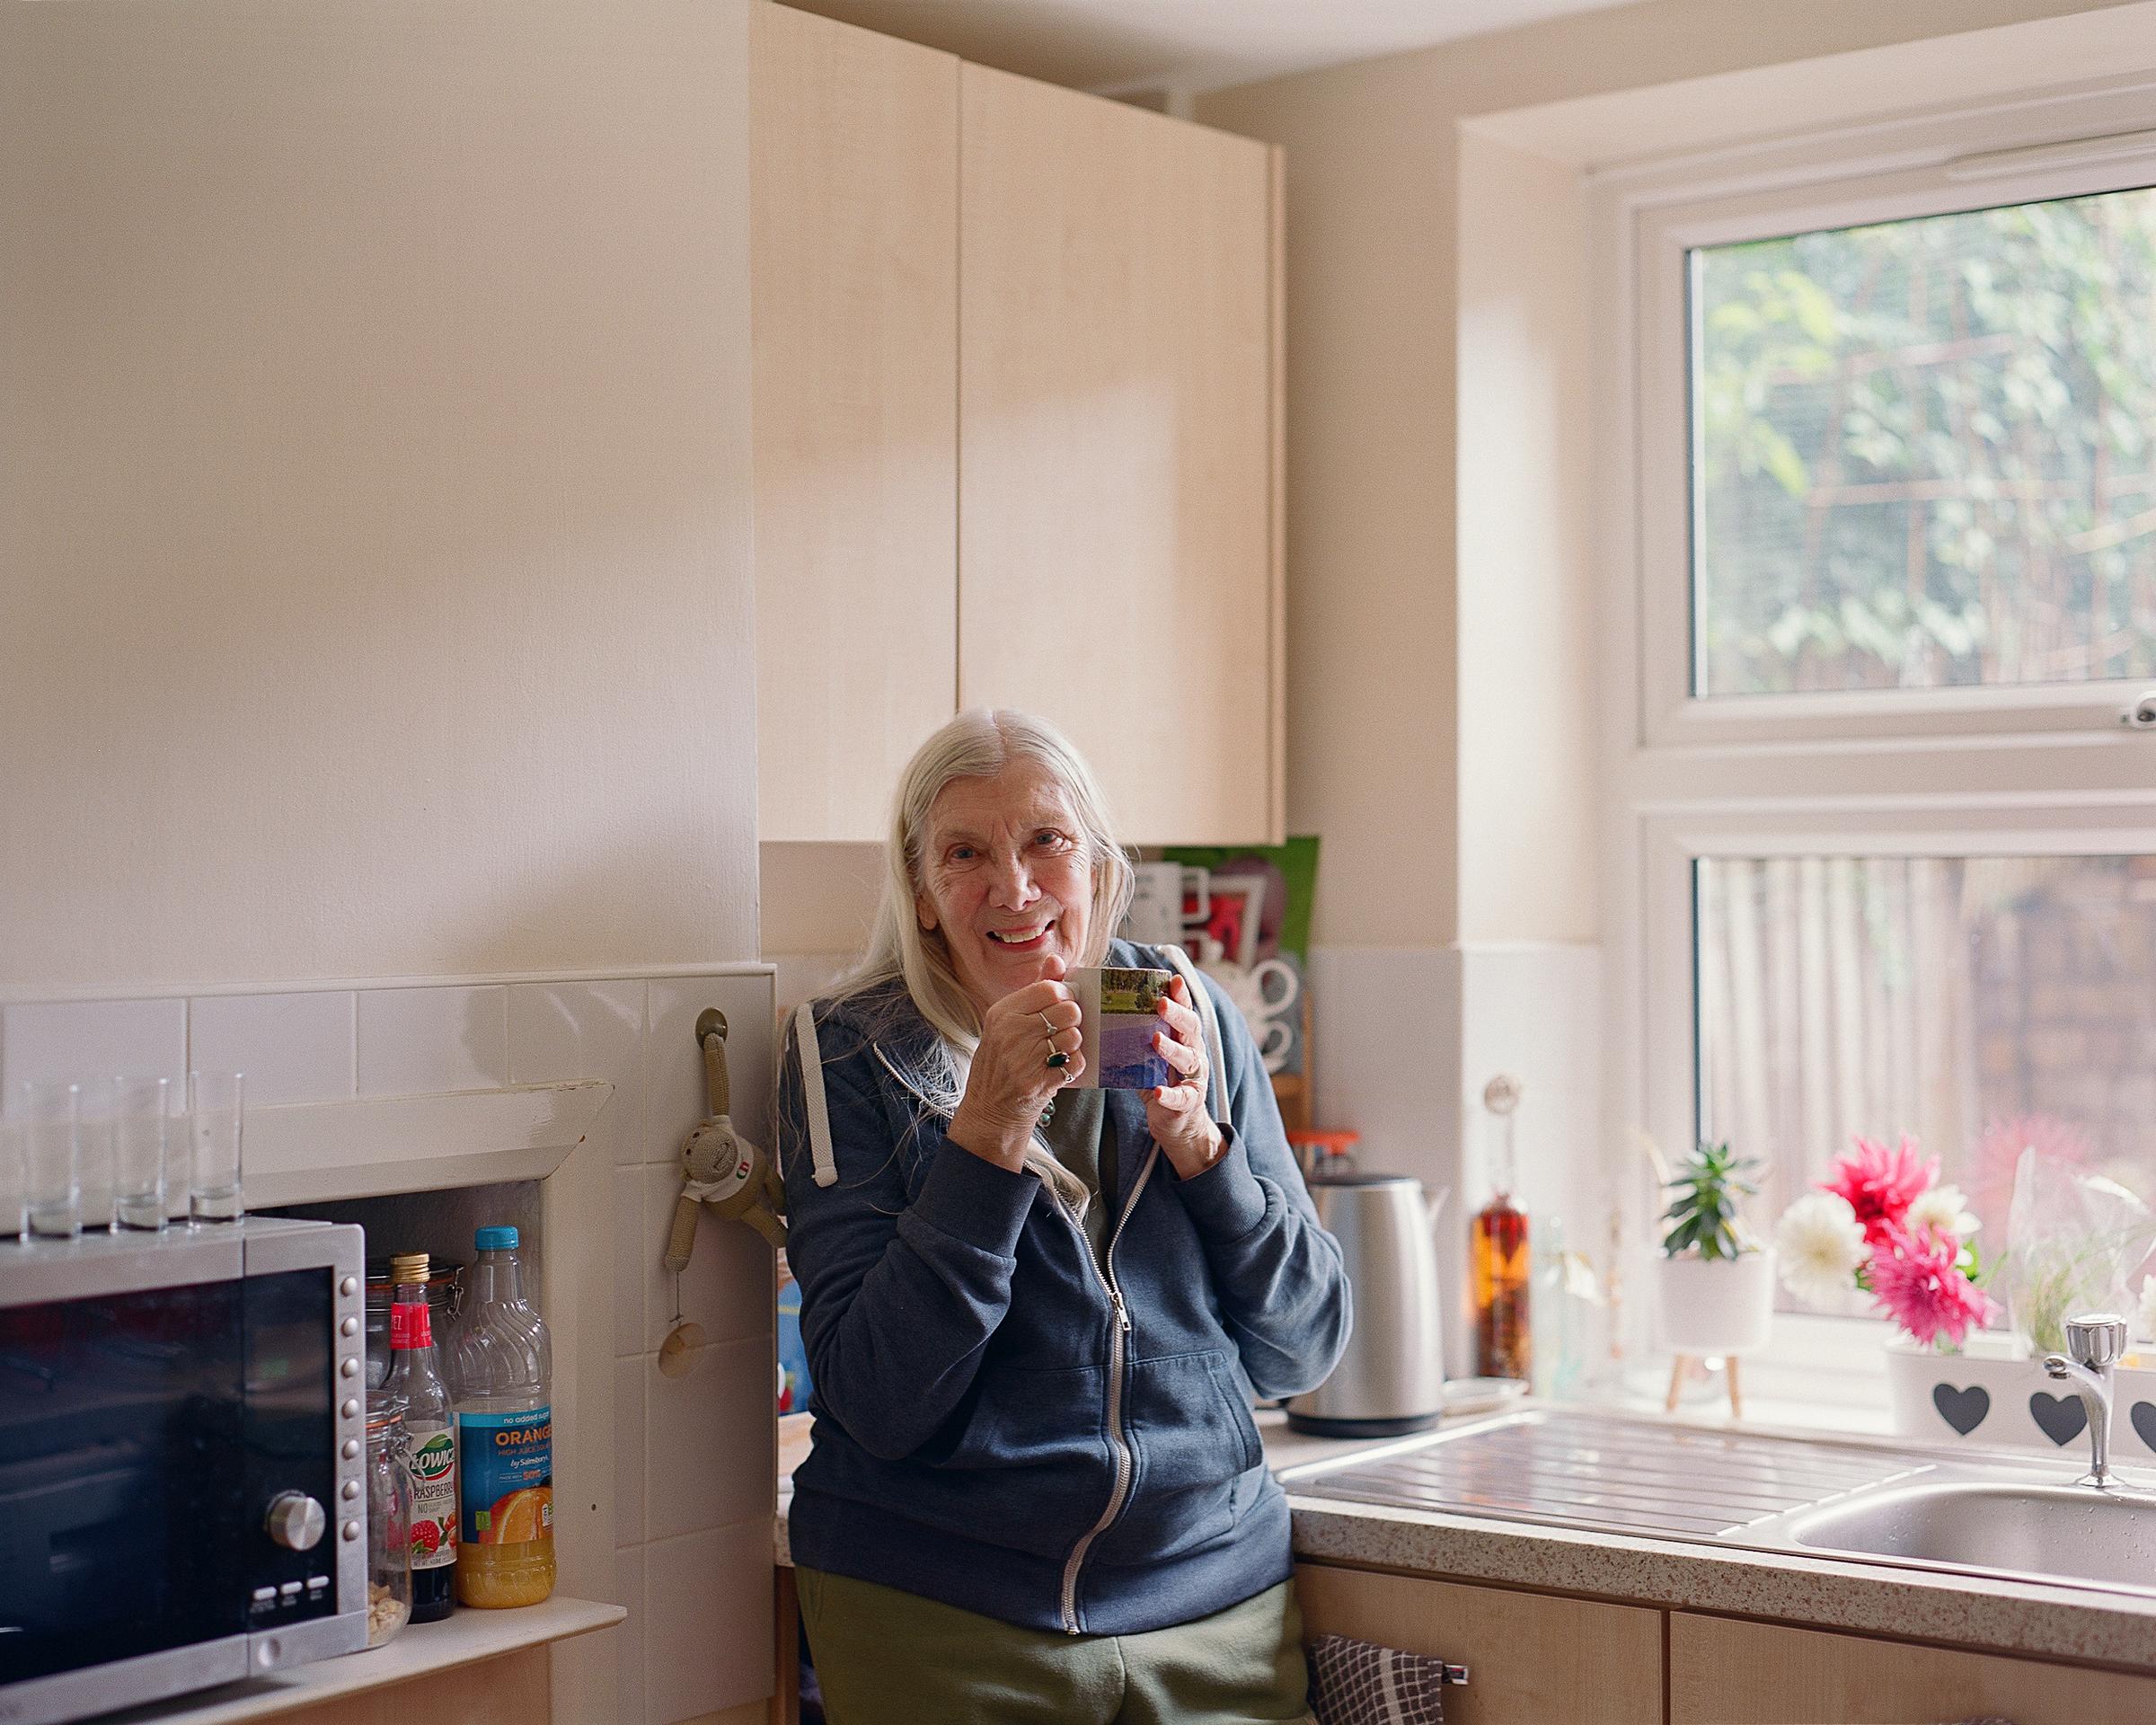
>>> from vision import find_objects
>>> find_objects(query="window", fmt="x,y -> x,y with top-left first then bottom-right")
1604,90 -> 2156,1387
1692,188 -> 2156,700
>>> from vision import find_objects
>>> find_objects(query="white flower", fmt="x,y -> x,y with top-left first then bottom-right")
1905,1182 -> 1980,1243
1774,1191 -> 1867,1307
2137,1277 -> 2156,1345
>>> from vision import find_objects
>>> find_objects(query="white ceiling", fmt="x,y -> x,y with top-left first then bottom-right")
777,0 -> 1645,97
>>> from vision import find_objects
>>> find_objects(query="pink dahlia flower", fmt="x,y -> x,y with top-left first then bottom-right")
1821,1134 -> 1937,1249
1868,1221 -> 1994,1350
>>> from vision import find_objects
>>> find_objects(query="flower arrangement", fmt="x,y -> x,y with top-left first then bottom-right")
1774,1134 -> 1993,1349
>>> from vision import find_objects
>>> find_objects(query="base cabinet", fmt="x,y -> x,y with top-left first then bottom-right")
1669,1614 -> 2156,1725
1294,1563 -> 1662,1725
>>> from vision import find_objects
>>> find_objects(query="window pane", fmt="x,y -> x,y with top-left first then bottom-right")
1695,855 -> 2156,1306
1692,186 -> 2156,696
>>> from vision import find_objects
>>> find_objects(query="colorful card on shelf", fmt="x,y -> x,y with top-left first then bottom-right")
1070,966 -> 1173,1090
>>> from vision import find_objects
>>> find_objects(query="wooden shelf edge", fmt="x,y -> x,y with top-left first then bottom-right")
97,1597 -> 625,1725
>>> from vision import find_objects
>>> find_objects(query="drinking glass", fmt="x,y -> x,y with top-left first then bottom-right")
113,1075 -> 172,1232
75,1077 -> 119,1231
187,1070 -> 245,1225
0,1116 -> 24,1242
19,1080 -> 83,1240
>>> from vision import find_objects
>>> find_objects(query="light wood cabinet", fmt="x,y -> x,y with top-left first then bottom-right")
958,65 -> 1283,845
750,5 -> 1283,845
751,4 -> 959,842
1669,1613 -> 2156,1725
1294,1562 -> 1663,1725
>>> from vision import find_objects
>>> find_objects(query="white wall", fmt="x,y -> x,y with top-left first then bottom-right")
0,0 -> 758,991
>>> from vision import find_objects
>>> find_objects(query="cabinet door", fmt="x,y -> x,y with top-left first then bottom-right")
1294,1563 -> 1662,1725
1671,1612 -> 2156,1723
752,3 -> 959,841
959,65 -> 1282,845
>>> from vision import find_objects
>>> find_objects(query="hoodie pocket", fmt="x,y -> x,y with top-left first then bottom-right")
1098,1349 -> 1264,1564
897,1363 -> 1109,1558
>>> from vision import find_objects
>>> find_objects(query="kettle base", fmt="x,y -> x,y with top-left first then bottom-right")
1284,1411 -> 1442,1438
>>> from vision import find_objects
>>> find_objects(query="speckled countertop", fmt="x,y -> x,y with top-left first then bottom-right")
777,1404 -> 2156,1670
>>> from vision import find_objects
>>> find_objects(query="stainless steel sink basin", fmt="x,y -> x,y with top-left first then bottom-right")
1780,1478 -> 2156,1591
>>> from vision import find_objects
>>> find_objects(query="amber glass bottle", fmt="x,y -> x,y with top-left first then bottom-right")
1471,1075 -> 1532,1381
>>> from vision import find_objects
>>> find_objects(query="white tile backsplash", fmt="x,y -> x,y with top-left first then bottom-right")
613,1544 -> 648,1725
509,979 -> 647,1167
614,1166 -> 649,1357
1,997 -> 187,1092
645,1336 -> 774,1543
357,986 -> 508,1097
614,1354 -> 648,1547
188,991 -> 356,1106
643,1163 -> 774,1353
645,1518 -> 773,1721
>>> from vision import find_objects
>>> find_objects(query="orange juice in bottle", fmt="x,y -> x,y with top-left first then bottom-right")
449,1225 -> 555,1606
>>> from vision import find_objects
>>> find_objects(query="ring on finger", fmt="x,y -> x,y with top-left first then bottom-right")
1038,1009 -> 1056,1033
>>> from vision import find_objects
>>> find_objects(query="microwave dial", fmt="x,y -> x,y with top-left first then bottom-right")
265,1491 -> 328,1552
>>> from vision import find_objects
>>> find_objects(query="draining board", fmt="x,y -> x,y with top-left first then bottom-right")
1279,1410 -> 1931,1542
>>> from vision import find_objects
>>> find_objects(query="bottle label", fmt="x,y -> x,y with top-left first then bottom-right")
456,1407 -> 553,1548
405,1420 -> 458,1570
389,1298 -> 431,1350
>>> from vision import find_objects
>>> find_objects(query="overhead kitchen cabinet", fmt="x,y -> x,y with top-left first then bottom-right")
752,3 -> 959,843
752,5 -> 1285,845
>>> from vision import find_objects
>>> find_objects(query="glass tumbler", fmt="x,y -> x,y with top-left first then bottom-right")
18,1081 -> 82,1240
365,1393 -> 415,1646
75,1077 -> 118,1232
112,1076 -> 172,1232
187,1070 -> 245,1225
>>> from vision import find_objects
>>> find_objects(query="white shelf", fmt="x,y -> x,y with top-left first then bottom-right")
93,1597 -> 623,1725
247,1083 -> 612,1206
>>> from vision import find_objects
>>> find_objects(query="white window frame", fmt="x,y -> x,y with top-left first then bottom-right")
1597,75 -> 2156,1402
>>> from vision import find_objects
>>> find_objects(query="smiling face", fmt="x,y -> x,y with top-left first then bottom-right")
915,759 -> 1096,1015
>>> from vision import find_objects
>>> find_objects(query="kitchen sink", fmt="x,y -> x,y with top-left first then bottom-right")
1278,1408 -> 2156,1600
1778,1478 -> 2156,1592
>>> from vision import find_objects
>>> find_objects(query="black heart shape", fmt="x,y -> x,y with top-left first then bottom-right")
2029,1391 -> 2089,1446
1931,1382 -> 1989,1436
2131,1402 -> 2156,1454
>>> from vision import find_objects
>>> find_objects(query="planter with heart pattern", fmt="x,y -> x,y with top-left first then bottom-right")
1886,1335 -> 2156,1458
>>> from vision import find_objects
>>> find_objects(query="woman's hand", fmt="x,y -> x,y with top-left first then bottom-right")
1145,975 -> 1224,1180
948,958 -> 1083,1172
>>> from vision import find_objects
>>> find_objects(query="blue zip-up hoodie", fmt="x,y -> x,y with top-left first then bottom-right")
776,941 -> 1351,1637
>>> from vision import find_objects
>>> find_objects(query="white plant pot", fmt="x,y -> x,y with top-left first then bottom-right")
1654,1252 -> 1776,1356
1886,1335 -> 2156,1459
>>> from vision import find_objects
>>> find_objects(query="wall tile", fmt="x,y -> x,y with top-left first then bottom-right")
509,980 -> 647,1168
645,975 -> 776,1165
188,991 -> 356,1106
356,986 -> 508,1097
642,1163 -> 773,1354
1,997 -> 187,1092
644,1518 -> 773,1721
614,1354 -> 648,1547
614,1167 -> 648,1357
613,1544 -> 647,1725
645,1336 -> 774,1544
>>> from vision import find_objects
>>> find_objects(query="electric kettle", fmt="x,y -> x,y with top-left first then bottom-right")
1286,1170 -> 1449,1436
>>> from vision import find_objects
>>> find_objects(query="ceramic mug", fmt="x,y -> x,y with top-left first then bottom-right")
1209,957 -> 1300,1073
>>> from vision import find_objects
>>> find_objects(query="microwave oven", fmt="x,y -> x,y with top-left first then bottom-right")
0,1217 -> 369,1725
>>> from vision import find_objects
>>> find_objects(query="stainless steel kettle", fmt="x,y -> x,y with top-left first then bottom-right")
1286,1172 -> 1449,1436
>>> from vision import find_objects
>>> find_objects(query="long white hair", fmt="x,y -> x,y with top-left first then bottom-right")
825,708 -> 1135,1206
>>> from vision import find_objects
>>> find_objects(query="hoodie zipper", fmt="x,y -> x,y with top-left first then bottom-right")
1055,1143 -> 1159,1635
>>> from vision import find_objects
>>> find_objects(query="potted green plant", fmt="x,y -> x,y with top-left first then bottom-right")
1653,1140 -> 1777,1359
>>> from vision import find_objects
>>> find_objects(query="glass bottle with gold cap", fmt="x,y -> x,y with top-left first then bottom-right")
381,1250 -> 458,1622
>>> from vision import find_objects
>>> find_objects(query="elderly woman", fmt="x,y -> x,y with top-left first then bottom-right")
776,709 -> 1350,1725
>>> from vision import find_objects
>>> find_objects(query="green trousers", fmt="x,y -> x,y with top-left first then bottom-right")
795,1566 -> 1312,1725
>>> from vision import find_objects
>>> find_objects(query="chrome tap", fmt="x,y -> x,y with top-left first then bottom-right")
2043,1313 -> 2129,1489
